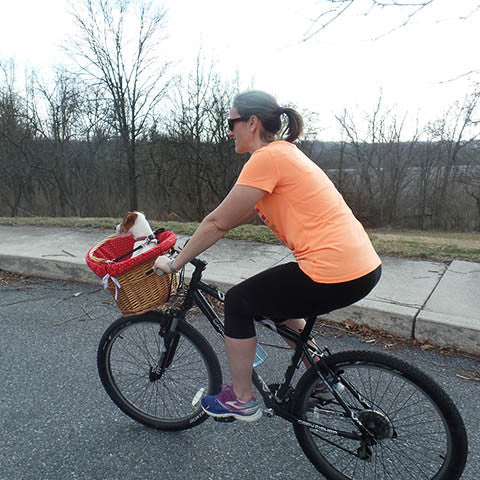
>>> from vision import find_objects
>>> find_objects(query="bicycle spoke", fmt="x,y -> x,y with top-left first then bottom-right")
101,315 -> 220,427
293,351 -> 465,480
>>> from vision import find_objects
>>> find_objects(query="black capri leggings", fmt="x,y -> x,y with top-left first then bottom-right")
224,262 -> 381,339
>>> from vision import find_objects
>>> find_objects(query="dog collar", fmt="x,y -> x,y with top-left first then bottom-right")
135,234 -> 156,241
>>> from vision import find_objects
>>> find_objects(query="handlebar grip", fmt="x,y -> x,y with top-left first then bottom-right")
145,257 -> 207,276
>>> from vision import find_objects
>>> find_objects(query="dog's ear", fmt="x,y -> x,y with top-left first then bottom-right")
119,211 -> 137,233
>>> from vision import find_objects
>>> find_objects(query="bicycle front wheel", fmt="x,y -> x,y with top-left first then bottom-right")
97,311 -> 222,431
292,350 -> 468,480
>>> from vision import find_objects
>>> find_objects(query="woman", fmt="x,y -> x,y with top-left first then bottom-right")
154,90 -> 381,422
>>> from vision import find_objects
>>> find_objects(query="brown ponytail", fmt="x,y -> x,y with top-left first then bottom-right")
233,90 -> 304,143
280,107 -> 304,143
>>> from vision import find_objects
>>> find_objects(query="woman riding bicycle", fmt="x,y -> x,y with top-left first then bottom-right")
154,90 -> 382,422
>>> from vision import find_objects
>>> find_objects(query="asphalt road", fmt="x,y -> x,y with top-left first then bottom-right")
1,276 -> 479,480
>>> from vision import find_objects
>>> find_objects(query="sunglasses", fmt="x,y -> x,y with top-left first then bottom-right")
227,116 -> 249,132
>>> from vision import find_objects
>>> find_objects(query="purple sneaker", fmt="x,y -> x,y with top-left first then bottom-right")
201,385 -> 262,422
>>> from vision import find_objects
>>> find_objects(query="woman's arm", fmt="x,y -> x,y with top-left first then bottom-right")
154,185 -> 266,273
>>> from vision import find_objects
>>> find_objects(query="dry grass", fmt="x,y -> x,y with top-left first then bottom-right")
1,216 -> 479,263
370,230 -> 480,263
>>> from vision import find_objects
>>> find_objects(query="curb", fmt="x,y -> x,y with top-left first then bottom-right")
0,254 -> 98,285
1,253 -> 479,356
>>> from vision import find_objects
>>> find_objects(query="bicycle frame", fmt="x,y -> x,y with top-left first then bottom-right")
166,258 -> 374,439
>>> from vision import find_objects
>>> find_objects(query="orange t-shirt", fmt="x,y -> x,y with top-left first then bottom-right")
236,141 -> 381,283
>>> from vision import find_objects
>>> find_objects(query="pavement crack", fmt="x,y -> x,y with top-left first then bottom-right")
411,263 -> 449,339
271,252 -> 293,267
0,295 -> 53,307
371,296 -> 423,309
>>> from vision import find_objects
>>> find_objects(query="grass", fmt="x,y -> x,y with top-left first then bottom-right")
369,230 -> 480,263
0,216 -> 479,263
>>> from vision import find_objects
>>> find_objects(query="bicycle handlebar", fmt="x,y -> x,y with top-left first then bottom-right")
145,255 -> 207,277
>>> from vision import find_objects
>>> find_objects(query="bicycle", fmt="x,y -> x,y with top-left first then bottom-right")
97,256 -> 468,479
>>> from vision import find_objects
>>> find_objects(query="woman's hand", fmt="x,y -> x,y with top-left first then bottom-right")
153,255 -> 172,275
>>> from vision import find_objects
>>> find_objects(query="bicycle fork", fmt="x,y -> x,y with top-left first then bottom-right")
149,312 -> 181,381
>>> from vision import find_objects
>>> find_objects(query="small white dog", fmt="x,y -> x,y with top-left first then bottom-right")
116,211 -> 158,257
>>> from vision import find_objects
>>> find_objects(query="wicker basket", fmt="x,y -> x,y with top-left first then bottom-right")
107,258 -> 178,316
86,231 -> 178,316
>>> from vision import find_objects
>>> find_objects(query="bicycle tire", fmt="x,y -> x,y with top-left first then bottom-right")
97,311 -> 223,431
292,350 -> 468,480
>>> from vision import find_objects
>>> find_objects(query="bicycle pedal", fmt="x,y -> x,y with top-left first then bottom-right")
264,408 -> 275,418
214,416 -> 236,423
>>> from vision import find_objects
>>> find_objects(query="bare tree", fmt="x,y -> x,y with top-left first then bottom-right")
66,0 -> 170,210
28,69 -> 83,215
0,61 -> 36,216
303,0 -> 479,41
424,88 -> 480,228
162,55 -> 239,219
336,95 -> 418,226
74,87 -> 119,216
457,155 -> 480,230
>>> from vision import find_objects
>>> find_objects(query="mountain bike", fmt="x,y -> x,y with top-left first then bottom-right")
97,257 -> 468,479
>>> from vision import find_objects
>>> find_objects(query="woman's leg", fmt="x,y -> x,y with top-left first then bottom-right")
225,336 -> 257,401
281,318 -> 306,333
280,318 -> 321,368
226,318 -> 312,402
222,263 -> 382,400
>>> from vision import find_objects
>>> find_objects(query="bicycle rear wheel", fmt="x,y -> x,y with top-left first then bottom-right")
292,350 -> 467,480
97,311 -> 222,431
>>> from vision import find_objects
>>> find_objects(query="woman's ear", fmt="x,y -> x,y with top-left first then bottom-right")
249,115 -> 259,131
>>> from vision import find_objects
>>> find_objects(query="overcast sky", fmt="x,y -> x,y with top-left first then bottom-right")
1,0 -> 478,140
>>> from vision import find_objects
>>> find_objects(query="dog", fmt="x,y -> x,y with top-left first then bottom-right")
116,211 -> 158,258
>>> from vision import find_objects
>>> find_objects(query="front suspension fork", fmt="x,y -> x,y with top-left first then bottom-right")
149,312 -> 181,381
